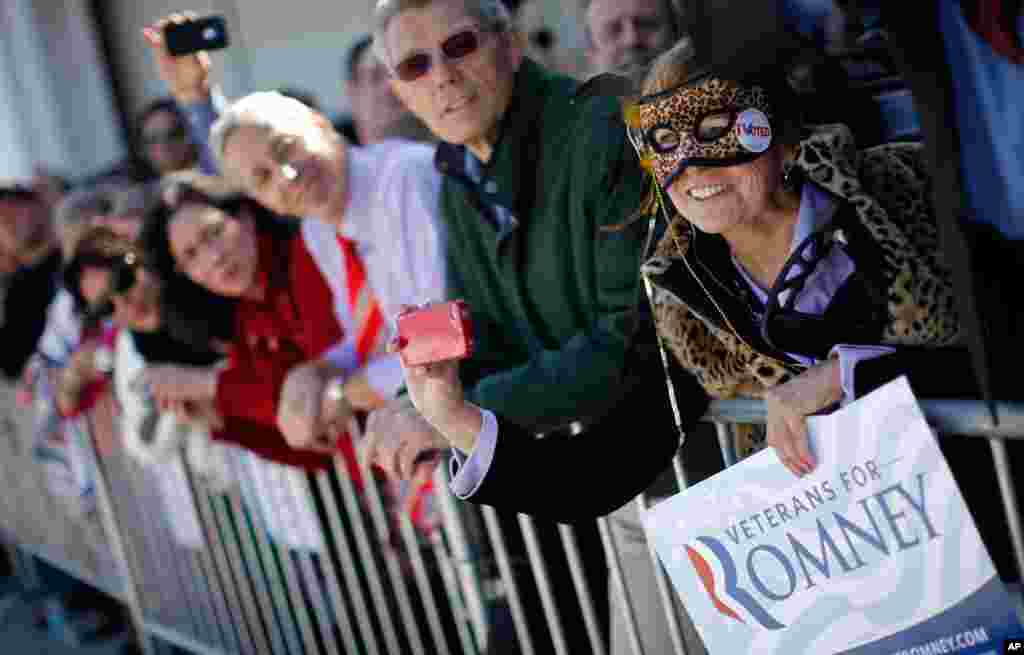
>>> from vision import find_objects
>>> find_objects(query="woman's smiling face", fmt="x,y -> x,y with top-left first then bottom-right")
167,202 -> 259,298
666,144 -> 787,237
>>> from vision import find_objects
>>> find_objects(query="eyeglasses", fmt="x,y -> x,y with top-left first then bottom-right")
141,124 -> 189,146
393,28 -> 485,82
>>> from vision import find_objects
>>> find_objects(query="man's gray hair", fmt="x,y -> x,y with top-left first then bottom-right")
209,91 -> 321,172
372,0 -> 513,72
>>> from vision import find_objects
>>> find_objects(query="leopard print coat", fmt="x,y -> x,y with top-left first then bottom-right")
642,124 -> 963,457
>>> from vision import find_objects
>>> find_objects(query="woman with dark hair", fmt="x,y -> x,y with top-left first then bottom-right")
139,175 -> 398,473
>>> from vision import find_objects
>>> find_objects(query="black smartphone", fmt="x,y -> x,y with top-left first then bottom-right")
164,15 -> 229,57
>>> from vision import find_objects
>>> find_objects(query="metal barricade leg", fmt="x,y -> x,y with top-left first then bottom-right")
427,524 -> 478,655
597,517 -> 643,655
191,519 -> 243,653
635,494 -> 704,655
198,492 -> 264,655
87,437 -> 154,655
314,471 -> 381,655
183,546 -> 220,647
292,472 -> 357,655
517,514 -> 569,655
396,512 -> 455,655
135,464 -> 204,640
239,489 -> 322,655
356,463 -> 429,655
557,524 -> 607,655
480,506 -> 535,655
332,460 -> 403,655
224,492 -> 292,655
434,466 -> 490,651
234,495 -> 307,655
190,484 -> 252,654
122,460 -> 175,623
989,438 -> 1024,583
209,492 -> 275,654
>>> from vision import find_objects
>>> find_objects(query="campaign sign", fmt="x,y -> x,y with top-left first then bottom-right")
644,377 -> 1023,654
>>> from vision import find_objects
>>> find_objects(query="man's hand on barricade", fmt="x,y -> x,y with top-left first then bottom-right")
363,397 -> 446,482
142,13 -> 212,105
764,358 -> 841,477
277,361 -> 353,454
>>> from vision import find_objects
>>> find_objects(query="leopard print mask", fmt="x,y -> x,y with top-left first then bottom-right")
635,72 -> 776,190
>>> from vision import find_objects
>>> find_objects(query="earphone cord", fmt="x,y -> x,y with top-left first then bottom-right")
642,207 -> 689,449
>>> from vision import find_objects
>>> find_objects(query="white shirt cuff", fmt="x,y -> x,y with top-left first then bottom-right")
830,344 -> 896,405
448,408 -> 498,500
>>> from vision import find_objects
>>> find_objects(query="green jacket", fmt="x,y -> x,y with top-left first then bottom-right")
436,59 -> 650,430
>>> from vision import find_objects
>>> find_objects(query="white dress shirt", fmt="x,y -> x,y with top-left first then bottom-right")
309,140 -> 447,398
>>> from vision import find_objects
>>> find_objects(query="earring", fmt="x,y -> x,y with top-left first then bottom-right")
782,164 -> 802,192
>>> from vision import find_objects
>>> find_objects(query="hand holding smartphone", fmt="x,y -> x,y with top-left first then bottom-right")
396,301 -> 474,366
163,15 -> 229,57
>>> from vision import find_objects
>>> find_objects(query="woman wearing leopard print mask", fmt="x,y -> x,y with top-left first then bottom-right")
634,39 -> 1021,581
388,38 -> 1019,579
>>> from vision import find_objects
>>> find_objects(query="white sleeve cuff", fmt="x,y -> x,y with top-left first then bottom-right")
448,408 -> 498,500
830,344 -> 896,405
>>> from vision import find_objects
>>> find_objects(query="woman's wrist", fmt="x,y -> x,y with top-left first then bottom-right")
820,358 -> 843,408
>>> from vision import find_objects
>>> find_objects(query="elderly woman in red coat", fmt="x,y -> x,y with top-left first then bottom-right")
138,176 -> 400,475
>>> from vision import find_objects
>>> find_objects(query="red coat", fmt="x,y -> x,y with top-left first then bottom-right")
212,232 -> 358,476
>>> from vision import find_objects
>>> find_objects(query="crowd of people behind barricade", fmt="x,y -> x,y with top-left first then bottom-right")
0,0 -> 1020,653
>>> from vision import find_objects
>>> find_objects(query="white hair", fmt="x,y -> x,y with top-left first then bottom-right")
209,91 -> 322,172
372,0 -> 513,72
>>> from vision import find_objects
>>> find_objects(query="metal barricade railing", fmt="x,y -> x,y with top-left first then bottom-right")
0,377 -> 1020,655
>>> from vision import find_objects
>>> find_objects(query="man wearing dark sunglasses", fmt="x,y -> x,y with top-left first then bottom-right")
366,1 -> 707,653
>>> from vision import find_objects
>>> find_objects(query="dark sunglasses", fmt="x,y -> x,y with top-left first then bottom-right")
141,124 -> 189,146
393,29 -> 484,82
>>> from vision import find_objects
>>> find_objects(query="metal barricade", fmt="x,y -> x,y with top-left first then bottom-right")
0,375 -> 1020,655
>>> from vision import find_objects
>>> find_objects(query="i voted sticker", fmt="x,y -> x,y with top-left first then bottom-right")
735,108 -> 772,153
